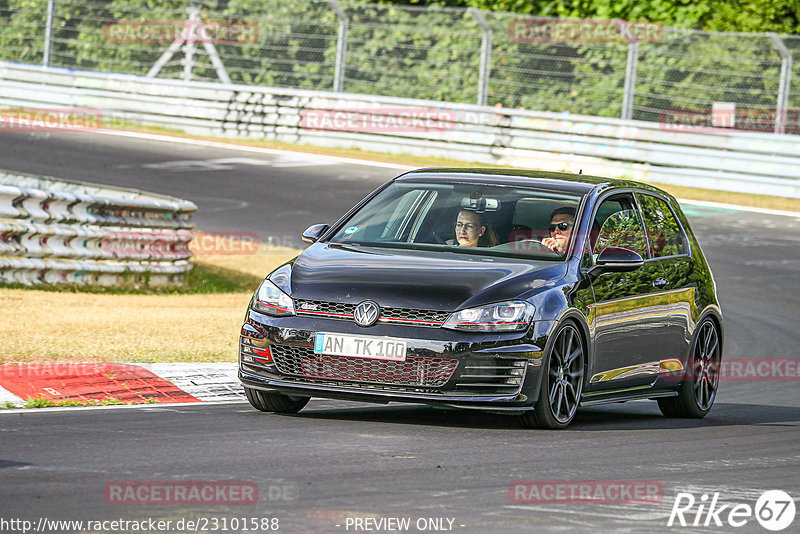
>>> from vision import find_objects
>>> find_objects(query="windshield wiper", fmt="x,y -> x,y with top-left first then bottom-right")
326,242 -> 383,254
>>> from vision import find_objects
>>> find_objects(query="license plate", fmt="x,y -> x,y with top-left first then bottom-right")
314,333 -> 407,361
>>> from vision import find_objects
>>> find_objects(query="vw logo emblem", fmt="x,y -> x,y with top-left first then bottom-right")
353,300 -> 380,327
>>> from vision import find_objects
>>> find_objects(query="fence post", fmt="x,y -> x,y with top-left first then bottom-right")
326,0 -> 348,92
469,8 -> 492,107
767,33 -> 792,134
621,41 -> 638,120
43,0 -> 55,68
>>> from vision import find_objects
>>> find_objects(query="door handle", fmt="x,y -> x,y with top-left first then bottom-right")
653,277 -> 668,289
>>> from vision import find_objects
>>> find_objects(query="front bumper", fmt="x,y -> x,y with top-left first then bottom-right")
239,309 -> 554,411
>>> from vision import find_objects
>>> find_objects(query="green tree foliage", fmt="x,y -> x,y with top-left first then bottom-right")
703,0 -> 800,33
373,0 -> 800,33
0,0 -> 796,123
0,0 -> 48,64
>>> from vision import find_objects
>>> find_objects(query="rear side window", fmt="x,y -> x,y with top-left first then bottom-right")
591,194 -> 649,258
636,193 -> 689,257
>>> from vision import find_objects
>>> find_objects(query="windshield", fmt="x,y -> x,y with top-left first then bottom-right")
328,181 -> 584,260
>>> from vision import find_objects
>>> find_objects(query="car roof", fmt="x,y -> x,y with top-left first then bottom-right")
394,168 -> 669,197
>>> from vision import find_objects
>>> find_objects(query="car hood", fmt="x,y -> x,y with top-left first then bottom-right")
288,243 -> 567,311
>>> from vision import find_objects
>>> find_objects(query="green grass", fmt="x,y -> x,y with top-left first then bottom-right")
0,261 -> 263,296
20,397 -> 156,408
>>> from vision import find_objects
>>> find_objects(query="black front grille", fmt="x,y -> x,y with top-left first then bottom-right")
295,300 -> 355,319
380,306 -> 449,326
271,344 -> 457,388
294,299 -> 448,327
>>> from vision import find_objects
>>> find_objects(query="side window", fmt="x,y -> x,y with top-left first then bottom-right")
592,195 -> 648,258
636,193 -> 688,257
378,189 -> 431,241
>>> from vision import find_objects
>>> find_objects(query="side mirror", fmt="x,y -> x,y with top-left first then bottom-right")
584,246 -> 644,279
301,224 -> 329,244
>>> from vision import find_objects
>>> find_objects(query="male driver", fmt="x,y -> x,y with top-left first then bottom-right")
542,207 -> 575,254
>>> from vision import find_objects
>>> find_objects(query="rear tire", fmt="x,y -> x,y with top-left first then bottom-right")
520,322 -> 585,429
658,318 -> 720,418
244,387 -> 310,414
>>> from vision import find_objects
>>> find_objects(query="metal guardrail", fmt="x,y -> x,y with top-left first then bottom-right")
0,168 -> 196,285
1,62 -> 799,199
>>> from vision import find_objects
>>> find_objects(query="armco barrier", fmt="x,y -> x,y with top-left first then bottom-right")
0,169 -> 196,285
1,62 -> 799,198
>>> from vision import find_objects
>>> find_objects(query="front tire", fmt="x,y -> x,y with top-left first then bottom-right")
521,322 -> 585,429
658,318 -> 721,418
244,387 -> 310,414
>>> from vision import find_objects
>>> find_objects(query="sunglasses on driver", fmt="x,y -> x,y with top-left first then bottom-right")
548,221 -> 574,232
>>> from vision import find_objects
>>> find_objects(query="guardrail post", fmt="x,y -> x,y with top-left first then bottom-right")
621,41 -> 638,120
326,0 -> 348,92
43,0 -> 55,68
469,8 -> 492,107
767,33 -> 792,134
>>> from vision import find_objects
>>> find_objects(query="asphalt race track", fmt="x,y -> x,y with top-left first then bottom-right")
1,131 -> 799,533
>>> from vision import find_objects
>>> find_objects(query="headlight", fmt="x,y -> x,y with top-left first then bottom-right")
252,279 -> 295,316
443,301 -> 534,332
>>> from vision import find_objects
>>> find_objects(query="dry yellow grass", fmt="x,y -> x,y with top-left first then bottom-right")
0,290 -> 247,363
194,245 -> 299,279
0,247 -> 300,364
655,184 -> 800,213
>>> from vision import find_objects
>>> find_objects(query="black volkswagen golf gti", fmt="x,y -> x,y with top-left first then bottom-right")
239,169 -> 723,428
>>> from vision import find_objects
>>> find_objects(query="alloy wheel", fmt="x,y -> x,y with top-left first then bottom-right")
547,324 -> 584,424
692,320 -> 720,411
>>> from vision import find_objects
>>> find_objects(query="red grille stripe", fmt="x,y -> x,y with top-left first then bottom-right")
296,310 -> 354,318
379,317 -> 441,325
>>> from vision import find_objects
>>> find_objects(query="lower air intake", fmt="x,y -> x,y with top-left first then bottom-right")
271,345 -> 457,388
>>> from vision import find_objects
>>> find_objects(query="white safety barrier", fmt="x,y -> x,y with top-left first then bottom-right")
1,61 -> 799,198
0,169 -> 196,285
